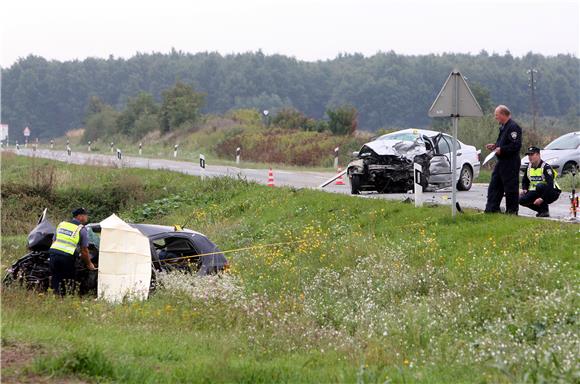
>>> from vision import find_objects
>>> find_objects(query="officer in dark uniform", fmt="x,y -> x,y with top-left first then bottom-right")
519,146 -> 561,217
49,208 -> 96,295
484,105 -> 522,214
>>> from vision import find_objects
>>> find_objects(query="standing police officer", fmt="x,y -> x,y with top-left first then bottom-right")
49,208 -> 96,295
484,105 -> 522,215
519,146 -> 561,217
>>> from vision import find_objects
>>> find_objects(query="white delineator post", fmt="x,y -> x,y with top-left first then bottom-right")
334,146 -> 339,170
414,163 -> 423,207
236,147 -> 241,165
174,144 -> 178,158
139,142 -> 142,156
88,141 -> 91,152
199,154 -> 206,180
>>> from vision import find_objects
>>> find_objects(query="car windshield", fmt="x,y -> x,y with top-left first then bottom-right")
86,227 -> 100,248
378,132 -> 420,142
545,134 -> 580,150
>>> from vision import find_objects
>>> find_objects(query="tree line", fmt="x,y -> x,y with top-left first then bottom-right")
1,50 -> 578,140
83,81 -> 358,142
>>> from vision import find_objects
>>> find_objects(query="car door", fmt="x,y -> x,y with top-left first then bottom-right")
428,134 -> 452,184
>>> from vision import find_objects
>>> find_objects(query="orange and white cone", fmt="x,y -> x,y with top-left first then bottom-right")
267,168 -> 275,187
335,167 -> 345,185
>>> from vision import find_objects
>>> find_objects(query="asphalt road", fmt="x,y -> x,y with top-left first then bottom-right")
5,148 -> 577,221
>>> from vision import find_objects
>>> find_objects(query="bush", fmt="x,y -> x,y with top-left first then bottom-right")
326,106 -> 358,136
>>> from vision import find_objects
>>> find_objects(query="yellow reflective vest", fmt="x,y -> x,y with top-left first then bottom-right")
50,221 -> 82,255
526,162 -> 560,191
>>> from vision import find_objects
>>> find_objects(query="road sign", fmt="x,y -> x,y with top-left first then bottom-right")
428,71 -> 483,118
23,127 -> 31,137
429,70 -> 483,218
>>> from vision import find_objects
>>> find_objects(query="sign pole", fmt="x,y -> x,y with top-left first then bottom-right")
428,69 -> 483,219
451,72 -> 459,218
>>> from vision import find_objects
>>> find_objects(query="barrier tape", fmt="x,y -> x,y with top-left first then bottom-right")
156,240 -> 307,263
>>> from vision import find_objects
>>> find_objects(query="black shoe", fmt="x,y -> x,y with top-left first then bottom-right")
536,211 -> 550,218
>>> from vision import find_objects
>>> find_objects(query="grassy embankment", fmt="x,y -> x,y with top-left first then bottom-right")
44,111 -> 368,171
1,154 -> 578,383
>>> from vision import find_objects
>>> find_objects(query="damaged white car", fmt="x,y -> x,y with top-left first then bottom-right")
347,129 -> 480,194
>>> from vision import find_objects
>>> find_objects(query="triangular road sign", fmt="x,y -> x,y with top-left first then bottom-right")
428,71 -> 483,118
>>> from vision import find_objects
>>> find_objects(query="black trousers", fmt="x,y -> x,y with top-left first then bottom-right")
519,183 -> 561,213
49,251 -> 76,295
485,159 -> 520,214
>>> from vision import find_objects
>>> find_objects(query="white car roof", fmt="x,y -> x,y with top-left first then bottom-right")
378,128 -> 445,140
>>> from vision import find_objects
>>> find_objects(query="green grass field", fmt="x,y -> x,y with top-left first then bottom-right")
1,154 -> 578,383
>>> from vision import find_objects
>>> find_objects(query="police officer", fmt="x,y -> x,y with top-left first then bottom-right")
484,105 -> 522,214
49,208 -> 96,295
519,146 -> 561,217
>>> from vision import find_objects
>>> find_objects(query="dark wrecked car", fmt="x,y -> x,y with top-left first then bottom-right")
347,128 -> 480,194
3,212 -> 228,294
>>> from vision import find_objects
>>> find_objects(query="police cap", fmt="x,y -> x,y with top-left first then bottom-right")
72,207 -> 88,217
525,146 -> 541,155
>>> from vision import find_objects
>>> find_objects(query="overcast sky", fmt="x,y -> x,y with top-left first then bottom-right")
1,0 -> 578,67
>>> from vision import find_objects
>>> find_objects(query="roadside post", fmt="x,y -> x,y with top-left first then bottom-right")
66,144 -> 72,163
88,141 -> 92,152
174,144 -> 178,158
429,70 -> 483,218
23,126 -> 30,148
50,139 -> 54,149
0,124 -> 8,147
199,154 -> 206,180
334,147 -> 339,170
116,148 -> 123,167
139,142 -> 142,156
16,141 -> 20,151
236,147 -> 241,165
33,137 -> 38,152
414,163 -> 423,207
110,142 -> 114,153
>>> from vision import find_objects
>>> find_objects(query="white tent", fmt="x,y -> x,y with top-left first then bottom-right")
97,214 -> 152,303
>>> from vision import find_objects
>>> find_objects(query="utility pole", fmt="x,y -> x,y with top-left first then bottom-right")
527,68 -> 538,131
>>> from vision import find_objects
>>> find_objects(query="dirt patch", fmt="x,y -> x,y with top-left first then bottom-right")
1,342 -> 87,384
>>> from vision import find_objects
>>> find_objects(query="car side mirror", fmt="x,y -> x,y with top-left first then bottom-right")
352,151 -> 359,158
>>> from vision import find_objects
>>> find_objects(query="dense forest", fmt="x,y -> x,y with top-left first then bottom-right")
1,51 -> 578,140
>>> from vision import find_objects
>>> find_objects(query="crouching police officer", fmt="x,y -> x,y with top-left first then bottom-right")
49,208 -> 96,295
519,146 -> 561,217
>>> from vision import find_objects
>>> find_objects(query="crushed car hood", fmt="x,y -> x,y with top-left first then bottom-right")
365,139 -> 428,158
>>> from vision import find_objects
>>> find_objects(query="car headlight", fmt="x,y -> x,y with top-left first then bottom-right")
544,157 -> 559,164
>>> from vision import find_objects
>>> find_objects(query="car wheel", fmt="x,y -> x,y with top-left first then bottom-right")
561,161 -> 578,175
457,165 -> 473,191
350,174 -> 361,195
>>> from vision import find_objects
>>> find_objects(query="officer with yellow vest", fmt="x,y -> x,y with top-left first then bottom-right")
519,146 -> 561,217
49,208 -> 96,295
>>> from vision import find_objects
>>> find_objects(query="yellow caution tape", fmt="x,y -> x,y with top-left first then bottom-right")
156,239 -> 307,263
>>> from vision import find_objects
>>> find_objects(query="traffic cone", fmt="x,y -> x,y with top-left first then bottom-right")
267,168 -> 275,187
335,167 -> 345,185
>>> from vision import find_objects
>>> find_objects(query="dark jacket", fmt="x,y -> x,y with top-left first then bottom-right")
495,118 -> 522,161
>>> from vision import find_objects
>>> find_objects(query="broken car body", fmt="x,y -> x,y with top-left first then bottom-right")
347,129 -> 480,194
